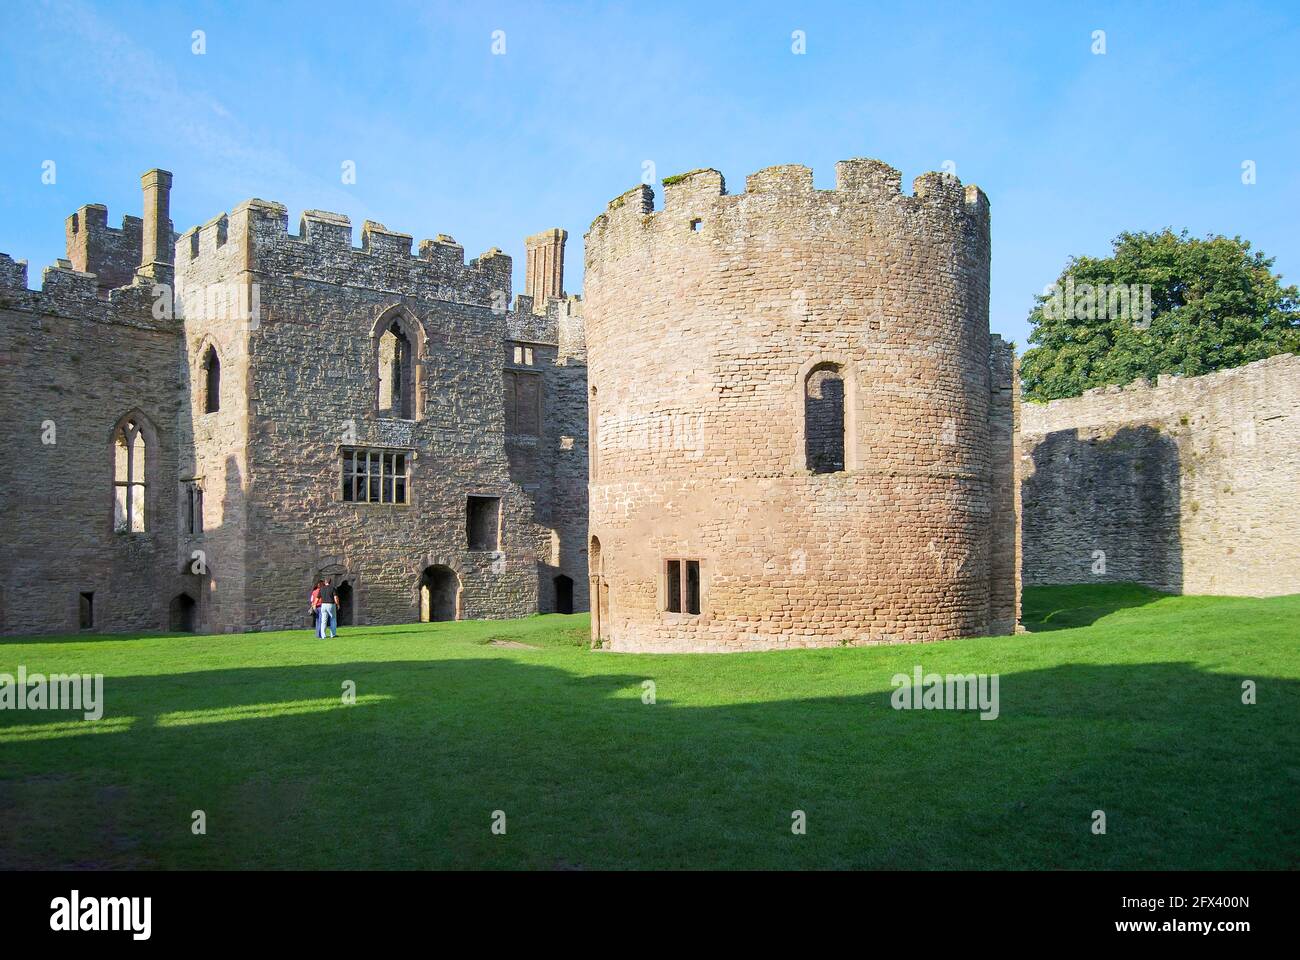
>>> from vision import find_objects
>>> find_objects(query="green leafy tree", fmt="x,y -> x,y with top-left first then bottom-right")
1020,230 -> 1300,401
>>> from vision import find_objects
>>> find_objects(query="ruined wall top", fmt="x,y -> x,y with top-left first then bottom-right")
177,199 -> 513,309
1021,354 -> 1300,434
585,158 -> 989,262
64,203 -> 144,292
506,293 -> 585,363
0,251 -> 172,330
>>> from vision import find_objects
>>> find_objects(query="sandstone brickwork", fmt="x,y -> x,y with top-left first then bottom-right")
0,170 -> 588,635
1021,354 -> 1300,596
583,158 -> 1020,651
0,173 -> 186,635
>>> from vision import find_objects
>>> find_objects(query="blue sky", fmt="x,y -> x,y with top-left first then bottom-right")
0,0 -> 1296,346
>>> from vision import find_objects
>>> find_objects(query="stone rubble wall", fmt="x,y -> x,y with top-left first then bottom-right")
0,255 -> 189,635
1020,353 -> 1300,596
0,176 -> 590,636
583,158 -> 1016,651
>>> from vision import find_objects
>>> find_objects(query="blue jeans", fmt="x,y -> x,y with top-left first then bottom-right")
318,603 -> 337,638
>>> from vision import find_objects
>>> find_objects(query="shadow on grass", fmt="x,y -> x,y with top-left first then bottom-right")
0,649 -> 1295,871
1021,582 -> 1171,631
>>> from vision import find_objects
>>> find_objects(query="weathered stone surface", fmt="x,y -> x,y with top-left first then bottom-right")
582,158 -> 1020,651
0,170 -> 589,635
1021,354 -> 1300,597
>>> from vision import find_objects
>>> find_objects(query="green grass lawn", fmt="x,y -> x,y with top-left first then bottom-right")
1,584 -> 1296,870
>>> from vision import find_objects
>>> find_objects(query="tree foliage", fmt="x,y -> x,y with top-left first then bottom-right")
1020,230 -> 1300,402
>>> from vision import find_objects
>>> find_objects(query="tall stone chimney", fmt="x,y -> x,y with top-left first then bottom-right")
525,228 -> 566,311
138,168 -> 174,283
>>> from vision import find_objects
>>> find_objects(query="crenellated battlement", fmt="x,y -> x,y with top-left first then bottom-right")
178,199 -> 513,308
64,202 -> 146,292
507,291 -> 585,354
587,156 -> 989,249
582,154 -> 1006,652
0,251 -> 172,331
0,252 -> 29,291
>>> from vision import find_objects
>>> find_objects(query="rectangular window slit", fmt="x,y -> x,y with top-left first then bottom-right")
666,560 -> 682,613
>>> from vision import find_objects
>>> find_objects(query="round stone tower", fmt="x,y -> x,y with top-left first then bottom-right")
584,158 -> 1013,652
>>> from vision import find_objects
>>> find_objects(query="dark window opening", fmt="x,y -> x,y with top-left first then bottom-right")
503,369 -> 541,436
805,364 -> 846,474
690,218 -> 703,232
467,496 -> 501,551
685,560 -> 701,615
203,347 -> 221,413
554,574 -> 574,614
79,592 -> 94,630
185,480 -> 204,535
665,559 -> 702,615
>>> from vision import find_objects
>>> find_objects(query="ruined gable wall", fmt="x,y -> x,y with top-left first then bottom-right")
0,255 -> 187,635
1020,353 -> 1300,596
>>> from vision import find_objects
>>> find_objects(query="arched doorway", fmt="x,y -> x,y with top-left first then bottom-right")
314,563 -> 359,627
336,581 -> 354,626
553,574 -> 574,615
419,565 -> 459,622
169,593 -> 197,632
589,536 -> 609,647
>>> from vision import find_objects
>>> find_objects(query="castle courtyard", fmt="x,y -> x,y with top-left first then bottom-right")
0,584 -> 1295,870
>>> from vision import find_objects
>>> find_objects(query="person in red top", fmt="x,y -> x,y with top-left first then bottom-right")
309,580 -> 323,634
316,578 -> 339,639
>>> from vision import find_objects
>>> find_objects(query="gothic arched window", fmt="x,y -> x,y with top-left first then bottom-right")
804,363 -> 846,474
377,321 -> 414,419
113,418 -> 147,532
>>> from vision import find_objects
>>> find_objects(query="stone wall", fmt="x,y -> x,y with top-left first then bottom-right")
0,254 -> 190,635
65,204 -> 144,293
1,171 -> 590,636
1020,354 -> 1300,596
505,295 -> 590,615
174,199 -> 589,632
583,158 -> 1017,651
987,336 -> 1021,633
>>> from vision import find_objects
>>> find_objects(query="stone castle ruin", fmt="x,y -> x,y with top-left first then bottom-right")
583,160 -> 1019,651
1020,353 -> 1299,598
0,170 -> 588,635
1,159 -> 1293,643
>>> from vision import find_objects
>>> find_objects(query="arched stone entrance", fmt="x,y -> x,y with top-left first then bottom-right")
169,593 -> 197,632
419,565 -> 460,622
314,562 -> 360,627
